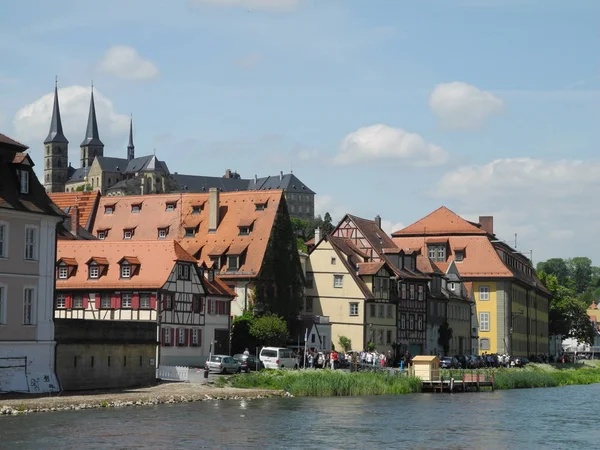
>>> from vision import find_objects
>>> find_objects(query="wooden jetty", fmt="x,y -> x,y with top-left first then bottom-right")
420,372 -> 495,393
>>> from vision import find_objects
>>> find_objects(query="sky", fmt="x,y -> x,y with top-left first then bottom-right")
1,0 -> 599,264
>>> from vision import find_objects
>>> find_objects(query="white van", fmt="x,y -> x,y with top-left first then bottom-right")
259,347 -> 298,370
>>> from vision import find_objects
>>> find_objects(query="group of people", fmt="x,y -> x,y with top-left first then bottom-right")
294,349 -> 400,370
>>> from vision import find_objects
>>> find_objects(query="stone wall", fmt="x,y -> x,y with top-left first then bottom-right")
55,319 -> 157,391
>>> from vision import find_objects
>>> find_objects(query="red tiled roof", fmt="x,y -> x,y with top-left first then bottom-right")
48,191 -> 101,230
357,261 -> 385,276
392,206 -> 487,237
57,240 -> 196,289
58,257 -> 78,266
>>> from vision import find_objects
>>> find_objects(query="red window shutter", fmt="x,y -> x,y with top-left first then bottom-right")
82,294 -> 89,309
112,293 -> 121,309
94,294 -> 101,309
132,292 -> 140,309
65,294 -> 73,309
170,328 -> 175,346
161,328 -> 165,346
150,294 -> 157,310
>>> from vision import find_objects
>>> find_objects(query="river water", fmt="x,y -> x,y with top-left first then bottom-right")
1,384 -> 598,449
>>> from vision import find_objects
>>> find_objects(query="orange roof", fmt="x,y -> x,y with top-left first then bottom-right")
392,206 -> 487,237
48,191 -> 100,230
203,274 -> 237,298
56,240 -> 196,289
57,257 -> 78,266
91,190 -> 284,279
357,261 -> 385,275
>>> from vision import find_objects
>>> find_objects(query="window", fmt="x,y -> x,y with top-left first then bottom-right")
331,257 -> 336,265
164,294 -> 173,311
164,328 -> 171,346
101,294 -> 111,309
227,256 -> 239,271
140,294 -> 151,309
19,169 -> 29,194
455,251 -> 464,262
131,204 -> 141,213
417,315 -> 423,330
400,314 -> 406,330
479,312 -> 490,332
178,328 -> 185,346
255,203 -> 265,211
479,286 -> 490,301
72,295 -> 83,309
417,285 -> 424,301
0,285 -> 6,323
122,293 -> 132,308
386,330 -> 392,345
480,338 -> 490,351
238,227 -> 250,236
409,284 -> 415,300
305,272 -> 314,288
89,265 -> 99,279
55,294 -> 66,309
104,205 -> 114,214
58,266 -> 68,279
210,256 -> 221,270
378,304 -> 384,318
401,283 -> 407,299
377,330 -> 384,345
123,230 -> 133,240
178,264 -> 190,280
409,314 -> 415,330
369,304 -> 376,317
192,205 -> 202,215
0,222 -> 7,257
449,282 -> 456,291
387,305 -> 393,318
158,228 -> 167,239
23,288 -> 35,324
24,227 -> 37,260
165,202 -> 176,211
333,274 -> 343,288
97,231 -> 106,240
305,297 -> 313,313
349,302 -> 359,316
428,244 -> 446,262
184,227 -> 196,238
192,328 -> 200,346
121,264 -> 131,279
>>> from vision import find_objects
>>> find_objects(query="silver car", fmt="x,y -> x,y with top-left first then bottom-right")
204,355 -> 241,374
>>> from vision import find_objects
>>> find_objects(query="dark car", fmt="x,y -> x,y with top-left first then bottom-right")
440,356 -> 460,369
233,354 -> 264,372
455,355 -> 468,369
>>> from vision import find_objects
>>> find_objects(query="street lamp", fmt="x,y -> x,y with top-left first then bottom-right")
510,309 -> 524,356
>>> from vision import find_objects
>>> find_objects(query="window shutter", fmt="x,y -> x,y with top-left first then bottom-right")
94,294 -> 101,309
226,301 -> 230,315
207,299 -> 212,315
199,329 -> 203,347
200,297 -> 205,313
65,294 -> 73,309
170,328 -> 175,346
150,294 -> 157,310
112,293 -> 121,309
161,328 -> 165,346
83,294 -> 89,309
132,292 -> 140,309
185,329 -> 190,346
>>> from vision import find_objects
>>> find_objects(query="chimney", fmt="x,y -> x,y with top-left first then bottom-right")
208,187 -> 220,232
224,169 -> 232,179
279,171 -> 283,181
71,206 -> 79,237
374,215 -> 382,229
254,174 -> 258,183
479,216 -> 494,235
314,228 -> 321,244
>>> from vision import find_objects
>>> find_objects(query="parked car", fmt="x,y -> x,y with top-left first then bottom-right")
510,356 -> 529,368
233,354 -> 264,372
440,356 -> 461,369
259,347 -> 298,370
455,355 -> 468,369
204,355 -> 241,374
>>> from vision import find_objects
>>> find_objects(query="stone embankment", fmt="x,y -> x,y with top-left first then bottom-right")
1,382 -> 290,416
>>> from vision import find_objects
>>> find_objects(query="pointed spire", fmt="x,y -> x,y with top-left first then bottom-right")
127,115 -> 135,161
44,78 -> 69,144
80,84 -> 103,147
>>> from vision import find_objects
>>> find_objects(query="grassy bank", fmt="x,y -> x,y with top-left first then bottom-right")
229,369 -> 422,396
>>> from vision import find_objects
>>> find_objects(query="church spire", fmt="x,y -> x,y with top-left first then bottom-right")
44,78 -> 68,144
127,115 -> 135,161
80,85 -> 103,148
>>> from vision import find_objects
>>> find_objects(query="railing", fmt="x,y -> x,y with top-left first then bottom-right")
156,365 -> 189,381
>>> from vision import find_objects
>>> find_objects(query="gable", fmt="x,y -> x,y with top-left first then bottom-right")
392,206 -> 487,237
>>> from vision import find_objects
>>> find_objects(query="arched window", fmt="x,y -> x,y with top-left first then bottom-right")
46,160 -> 50,168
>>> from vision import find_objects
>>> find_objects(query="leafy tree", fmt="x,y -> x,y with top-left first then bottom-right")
437,321 -> 453,355
230,312 -> 257,355
538,272 -> 596,345
75,184 -> 92,192
322,212 -> 334,235
338,335 -> 352,352
567,257 -> 593,294
249,314 -> 289,347
366,342 -> 376,352
536,258 -> 570,285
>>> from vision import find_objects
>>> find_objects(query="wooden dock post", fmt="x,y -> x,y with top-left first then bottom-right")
450,377 -> 454,393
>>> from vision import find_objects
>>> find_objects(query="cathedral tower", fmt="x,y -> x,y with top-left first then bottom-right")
43,81 -> 69,193
127,116 -> 135,161
80,87 -> 104,168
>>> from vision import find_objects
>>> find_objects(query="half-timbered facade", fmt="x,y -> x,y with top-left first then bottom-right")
332,214 -> 430,356
55,239 -> 209,367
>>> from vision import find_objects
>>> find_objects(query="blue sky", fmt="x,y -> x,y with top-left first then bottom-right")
1,0 -> 599,263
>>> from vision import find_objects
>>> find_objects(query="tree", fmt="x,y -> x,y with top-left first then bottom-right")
338,335 -> 352,352
249,314 -> 289,347
567,257 -> 593,294
230,312 -> 257,355
322,212 -> 334,235
75,184 -> 92,192
437,321 -> 453,355
536,258 -> 570,285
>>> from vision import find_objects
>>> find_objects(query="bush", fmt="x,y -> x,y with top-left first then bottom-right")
249,314 -> 288,347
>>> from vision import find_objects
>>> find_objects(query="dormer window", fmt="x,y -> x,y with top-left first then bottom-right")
192,205 -> 202,215
427,244 -> 446,262
131,204 -> 141,213
255,203 -> 265,211
89,264 -> 100,279
118,256 -> 140,279
208,269 -> 215,282
104,205 -> 115,214
210,256 -> 221,270
165,202 -> 177,212
19,169 -> 29,194
97,229 -> 108,240
239,227 -> 250,236
178,264 -> 190,280
58,266 -> 68,279
86,257 -> 108,279
455,249 -> 465,262
123,229 -> 134,240
121,263 -> 131,278
185,227 -> 197,238
228,255 -> 239,271
158,228 -> 168,239
56,257 -> 78,280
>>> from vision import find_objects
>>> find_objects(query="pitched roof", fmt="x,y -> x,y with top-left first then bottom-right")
48,191 -> 101,230
357,261 -> 385,276
56,240 -> 195,289
44,85 -> 69,145
80,91 -> 103,147
345,214 -> 397,252
202,274 -> 237,298
327,236 -> 374,300
248,173 -> 316,194
91,190 -> 284,279
392,206 -> 487,237
67,166 -> 90,184
0,133 -> 28,151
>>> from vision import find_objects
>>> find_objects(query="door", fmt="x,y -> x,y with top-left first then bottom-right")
459,337 -> 464,355
214,329 -> 230,355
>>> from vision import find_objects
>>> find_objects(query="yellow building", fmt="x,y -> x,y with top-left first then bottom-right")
392,207 -> 551,357
305,235 -> 397,353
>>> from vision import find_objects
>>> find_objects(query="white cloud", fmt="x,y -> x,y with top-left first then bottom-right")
429,81 -> 504,130
297,149 -> 319,161
99,45 -> 159,80
191,0 -> 300,12
334,124 -> 448,166
13,85 -> 129,165
315,194 -> 349,224
237,52 -> 263,69
381,220 -> 405,236
432,157 -> 600,262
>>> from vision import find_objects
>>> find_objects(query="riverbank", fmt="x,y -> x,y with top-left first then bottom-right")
0,382 -> 288,416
